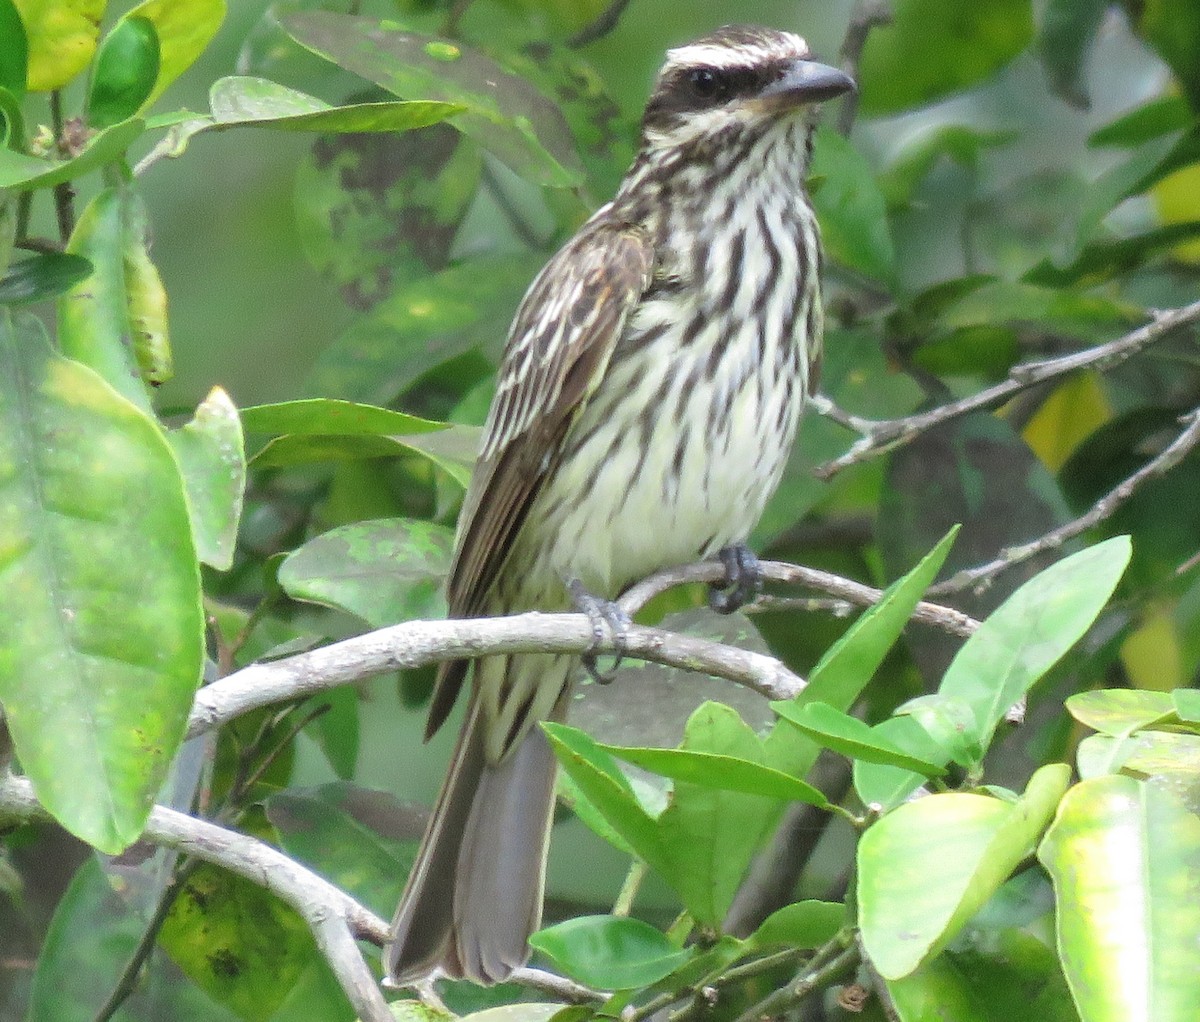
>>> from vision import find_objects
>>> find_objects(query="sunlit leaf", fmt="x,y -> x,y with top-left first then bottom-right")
13,0 -> 104,91
0,312 -> 202,852
771,701 -> 947,775
1039,774 -> 1200,1021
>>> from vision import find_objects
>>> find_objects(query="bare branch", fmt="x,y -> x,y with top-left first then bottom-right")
932,407 -> 1200,595
0,775 -> 393,1022
815,300 -> 1200,479
836,0 -> 892,136
567,0 -> 635,48
510,967 -> 606,1003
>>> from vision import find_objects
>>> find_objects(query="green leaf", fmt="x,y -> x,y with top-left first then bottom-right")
166,386 -> 245,571
529,916 -> 691,990
1038,0 -> 1107,108
87,15 -> 160,129
0,117 -> 146,190
858,0 -> 1034,114
114,0 -> 226,109
278,518 -> 452,627
241,397 -> 444,436
265,782 -> 422,917
209,75 -> 463,133
893,693 -> 985,768
0,312 -> 203,852
747,901 -> 846,950
543,722 -> 667,870
1065,689 -> 1175,737
305,253 -> 542,405
1089,96 -> 1192,148
1172,689 -> 1200,723
880,124 -> 1018,206
281,12 -> 584,188
859,763 -> 1070,980
853,715 -> 952,811
655,703 -> 786,925
887,928 -> 1077,1022
810,126 -> 896,288
771,701 -> 947,776
1038,775 -> 1200,1021
1078,731 -> 1200,780
295,119 -> 481,310
13,0 -> 104,91
0,0 -> 27,99
58,185 -> 154,415
0,251 -> 91,305
157,863 -> 314,1019
1124,0 -> 1200,112
600,743 -> 831,807
764,528 -> 957,778
941,537 -> 1132,748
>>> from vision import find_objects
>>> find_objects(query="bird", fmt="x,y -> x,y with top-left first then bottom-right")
386,24 -> 854,986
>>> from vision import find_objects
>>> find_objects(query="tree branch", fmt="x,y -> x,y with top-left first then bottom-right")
931,407 -> 1200,594
836,0 -> 892,136
0,775 -> 393,1022
814,299 -> 1200,479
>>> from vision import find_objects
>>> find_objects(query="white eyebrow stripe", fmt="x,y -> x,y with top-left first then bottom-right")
664,35 -> 808,71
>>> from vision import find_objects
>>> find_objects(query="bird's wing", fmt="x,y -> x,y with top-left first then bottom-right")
425,217 -> 655,737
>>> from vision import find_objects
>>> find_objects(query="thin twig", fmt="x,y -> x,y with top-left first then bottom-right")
0,775 -> 393,1022
510,967 -> 607,1003
731,937 -> 859,1022
567,0 -> 635,48
836,0 -> 892,135
932,407 -> 1200,594
48,92 -> 76,243
815,299 -> 1200,478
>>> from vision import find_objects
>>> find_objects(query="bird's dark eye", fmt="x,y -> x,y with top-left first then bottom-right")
687,67 -> 725,100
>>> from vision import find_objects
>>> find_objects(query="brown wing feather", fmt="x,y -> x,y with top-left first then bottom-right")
425,217 -> 655,738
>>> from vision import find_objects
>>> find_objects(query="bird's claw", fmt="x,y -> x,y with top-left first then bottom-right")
708,544 -> 763,613
567,578 -> 631,684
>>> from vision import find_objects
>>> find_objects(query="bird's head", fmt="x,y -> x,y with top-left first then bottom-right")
640,25 -> 855,152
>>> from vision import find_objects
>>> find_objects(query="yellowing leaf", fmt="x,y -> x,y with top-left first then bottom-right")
1121,602 -> 1184,692
1022,371 -> 1113,471
13,0 -> 105,91
1151,162 -> 1200,264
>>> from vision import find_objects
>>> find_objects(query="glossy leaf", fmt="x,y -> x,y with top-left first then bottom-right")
859,764 -> 1070,980
1038,0 -> 1107,108
1065,689 -> 1175,737
1078,731 -> 1200,780
87,15 -> 159,128
893,693 -> 984,768
1039,775 -> 1200,1021
529,916 -> 690,990
278,518 -> 452,627
810,126 -> 896,288
1173,688 -> 1200,723
0,312 -> 202,852
265,782 -> 422,917
0,251 -> 91,305
0,118 -> 145,190
209,75 -> 462,133
241,397 -> 444,437
114,0 -> 226,108
853,716 -> 951,811
543,722 -> 667,871
166,387 -> 245,571
748,901 -> 845,950
600,742 -> 830,807
771,701 -> 947,776
940,537 -> 1131,748
858,0 -> 1034,114
282,12 -> 584,187
764,528 -> 957,777
157,863 -> 313,1019
58,186 -> 153,414
12,0 -> 104,91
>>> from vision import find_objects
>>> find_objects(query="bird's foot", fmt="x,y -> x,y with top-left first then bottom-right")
567,578 -> 631,684
708,544 -> 763,613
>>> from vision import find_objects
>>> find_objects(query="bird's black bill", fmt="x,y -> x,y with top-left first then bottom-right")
760,59 -> 856,105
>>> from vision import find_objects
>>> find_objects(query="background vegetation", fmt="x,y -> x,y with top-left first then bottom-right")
2,0 -> 1200,1020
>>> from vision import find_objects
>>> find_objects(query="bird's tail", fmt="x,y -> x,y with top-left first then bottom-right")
386,654 -> 566,985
